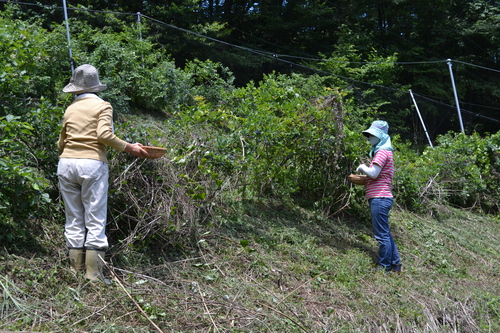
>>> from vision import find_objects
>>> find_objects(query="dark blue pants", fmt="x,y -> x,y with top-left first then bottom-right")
369,197 -> 401,269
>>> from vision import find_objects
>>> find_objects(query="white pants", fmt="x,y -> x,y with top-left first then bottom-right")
57,158 -> 109,249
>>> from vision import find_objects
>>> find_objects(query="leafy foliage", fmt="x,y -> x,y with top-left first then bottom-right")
5,0 -> 500,138
0,7 -> 64,115
394,132 -> 500,214
177,73 -> 357,215
1,3 -> 500,257
0,115 -> 51,219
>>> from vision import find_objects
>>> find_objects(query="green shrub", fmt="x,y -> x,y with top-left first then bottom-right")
0,115 -> 52,221
65,20 -> 235,116
176,72 -> 378,216
0,6 -> 66,115
394,132 -> 500,214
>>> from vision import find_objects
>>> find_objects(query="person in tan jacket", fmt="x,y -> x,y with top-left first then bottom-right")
57,64 -> 149,284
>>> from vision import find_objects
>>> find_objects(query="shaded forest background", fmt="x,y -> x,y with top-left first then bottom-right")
3,0 -> 500,142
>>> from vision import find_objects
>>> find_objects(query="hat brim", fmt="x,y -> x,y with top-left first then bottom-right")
62,83 -> 107,94
362,129 -> 379,138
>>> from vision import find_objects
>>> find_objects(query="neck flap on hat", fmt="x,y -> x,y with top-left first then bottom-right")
369,132 -> 393,157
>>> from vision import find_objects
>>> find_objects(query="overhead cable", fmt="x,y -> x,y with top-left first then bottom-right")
453,60 -> 500,73
410,93 -> 500,124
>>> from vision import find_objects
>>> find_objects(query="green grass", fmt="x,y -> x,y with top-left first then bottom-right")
0,200 -> 499,332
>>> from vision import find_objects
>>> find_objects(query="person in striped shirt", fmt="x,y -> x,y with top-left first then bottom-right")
356,120 -> 402,273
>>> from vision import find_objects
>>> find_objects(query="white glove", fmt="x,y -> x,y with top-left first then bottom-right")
356,164 -> 367,173
356,163 -> 382,179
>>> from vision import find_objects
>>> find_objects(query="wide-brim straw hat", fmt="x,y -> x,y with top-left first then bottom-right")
63,64 -> 107,94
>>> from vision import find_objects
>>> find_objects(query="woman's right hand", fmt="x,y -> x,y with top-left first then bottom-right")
125,143 -> 150,158
356,164 -> 367,173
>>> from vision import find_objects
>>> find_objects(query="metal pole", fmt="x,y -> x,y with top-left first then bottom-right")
62,0 -> 74,73
446,59 -> 464,133
137,12 -> 144,68
409,89 -> 433,147
137,12 -> 142,41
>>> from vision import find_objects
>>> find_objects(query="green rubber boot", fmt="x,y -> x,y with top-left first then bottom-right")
68,248 -> 85,272
84,249 -> 112,285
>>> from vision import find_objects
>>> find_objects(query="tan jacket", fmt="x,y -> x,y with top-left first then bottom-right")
58,95 -> 128,163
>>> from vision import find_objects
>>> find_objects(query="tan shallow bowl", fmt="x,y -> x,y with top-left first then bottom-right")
143,146 -> 166,159
348,174 -> 367,185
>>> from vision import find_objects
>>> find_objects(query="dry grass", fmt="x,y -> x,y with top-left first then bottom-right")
0,202 -> 499,332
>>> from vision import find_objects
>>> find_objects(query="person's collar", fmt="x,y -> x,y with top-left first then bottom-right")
75,93 -> 102,100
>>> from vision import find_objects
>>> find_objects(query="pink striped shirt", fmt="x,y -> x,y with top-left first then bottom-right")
365,149 -> 394,199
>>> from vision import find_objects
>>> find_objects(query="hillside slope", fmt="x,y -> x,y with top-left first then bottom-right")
0,201 -> 499,332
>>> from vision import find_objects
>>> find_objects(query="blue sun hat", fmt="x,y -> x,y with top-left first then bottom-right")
362,120 -> 393,157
